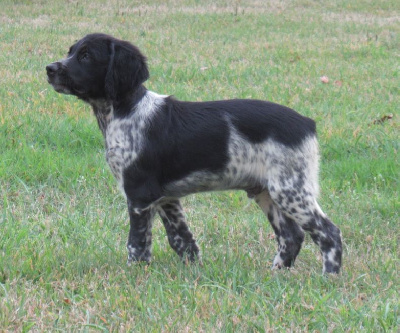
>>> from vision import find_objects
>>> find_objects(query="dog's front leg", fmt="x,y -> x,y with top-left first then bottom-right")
126,200 -> 156,265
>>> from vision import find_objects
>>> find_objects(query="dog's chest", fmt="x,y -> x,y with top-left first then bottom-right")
105,117 -> 145,188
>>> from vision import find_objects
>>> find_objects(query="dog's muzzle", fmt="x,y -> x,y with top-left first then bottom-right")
46,62 -> 73,94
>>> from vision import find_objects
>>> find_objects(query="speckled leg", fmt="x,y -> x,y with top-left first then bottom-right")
126,201 -> 155,265
255,191 -> 305,269
268,184 -> 342,274
300,209 -> 342,274
157,199 -> 200,262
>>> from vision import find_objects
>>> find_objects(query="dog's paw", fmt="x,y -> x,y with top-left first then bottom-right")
127,245 -> 151,265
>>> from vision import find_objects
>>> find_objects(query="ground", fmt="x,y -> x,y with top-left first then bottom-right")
0,0 -> 399,331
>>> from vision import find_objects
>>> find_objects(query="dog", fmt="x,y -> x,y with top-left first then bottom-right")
46,33 -> 342,273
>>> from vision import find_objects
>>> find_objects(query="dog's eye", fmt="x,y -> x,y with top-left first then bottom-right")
78,52 -> 90,62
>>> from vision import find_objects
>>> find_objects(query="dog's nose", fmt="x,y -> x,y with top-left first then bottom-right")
46,63 -> 59,76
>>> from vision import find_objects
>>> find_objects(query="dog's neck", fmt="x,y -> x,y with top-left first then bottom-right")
89,85 -> 147,137
90,99 -> 113,137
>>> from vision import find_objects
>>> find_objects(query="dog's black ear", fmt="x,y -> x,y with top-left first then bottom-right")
105,42 -> 116,100
105,40 -> 149,101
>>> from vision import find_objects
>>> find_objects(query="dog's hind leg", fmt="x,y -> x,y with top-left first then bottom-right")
262,137 -> 342,273
254,191 -> 305,269
267,181 -> 342,274
303,204 -> 342,274
157,199 -> 200,262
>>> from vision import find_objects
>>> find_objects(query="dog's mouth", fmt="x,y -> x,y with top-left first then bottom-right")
47,77 -> 72,95
47,73 -> 86,96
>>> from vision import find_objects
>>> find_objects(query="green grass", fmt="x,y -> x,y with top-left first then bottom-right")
0,0 -> 399,331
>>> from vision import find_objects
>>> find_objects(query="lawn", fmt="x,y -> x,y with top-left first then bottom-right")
0,0 -> 399,331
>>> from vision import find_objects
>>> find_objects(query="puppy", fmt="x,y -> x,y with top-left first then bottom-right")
46,33 -> 342,273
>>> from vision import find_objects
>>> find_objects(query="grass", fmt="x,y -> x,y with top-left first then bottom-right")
0,0 -> 399,331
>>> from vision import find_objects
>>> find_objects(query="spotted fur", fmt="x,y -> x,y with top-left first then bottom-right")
46,33 -> 342,273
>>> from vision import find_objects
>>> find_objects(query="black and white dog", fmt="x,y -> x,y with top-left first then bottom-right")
46,33 -> 342,273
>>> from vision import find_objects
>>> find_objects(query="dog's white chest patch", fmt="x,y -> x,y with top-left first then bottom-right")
104,91 -> 165,193
105,118 -> 139,191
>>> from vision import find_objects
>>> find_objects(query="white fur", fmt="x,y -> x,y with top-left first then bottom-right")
105,91 -> 166,193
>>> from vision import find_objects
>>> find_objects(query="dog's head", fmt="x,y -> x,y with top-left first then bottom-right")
46,33 -> 149,101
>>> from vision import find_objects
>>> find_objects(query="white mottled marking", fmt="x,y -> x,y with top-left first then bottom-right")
104,91 -> 166,193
